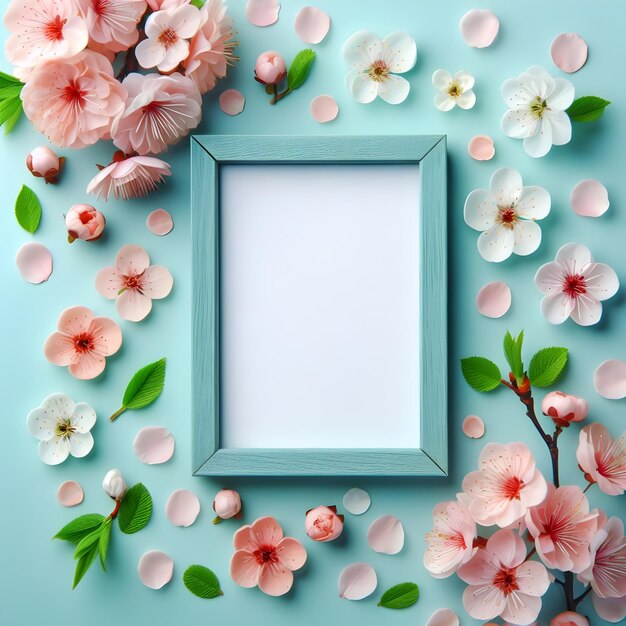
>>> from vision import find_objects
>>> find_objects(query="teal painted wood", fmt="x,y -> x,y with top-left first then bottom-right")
191,135 -> 447,476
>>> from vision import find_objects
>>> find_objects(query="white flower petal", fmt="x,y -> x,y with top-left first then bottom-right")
546,109 -> 572,146
501,109 -> 538,139
40,393 -> 75,419
159,39 -> 189,73
425,608 -> 460,626
434,92 -> 456,111
456,90 -> 476,109
377,74 -> 410,104
135,38 -> 166,69
523,118 -> 553,157
570,295 -> 603,326
501,77 -> 534,110
512,219 -> 542,256
71,403 -> 97,434
541,293 -> 575,325
516,186 -> 551,220
343,488 -> 371,515
432,69 -> 452,90
343,31 -> 383,68
477,225 -> 515,262
549,77 -> 576,110
555,242 -> 593,273
170,5 -> 202,39
583,263 -> 620,301
455,71 -> 475,91
347,70 -> 378,104
534,261 -> 565,295
489,168 -> 523,207
382,32 -> 416,73
26,408 -> 56,441
69,432 -> 94,458
38,438 -> 70,465
367,515 -> 404,554
338,563 -> 377,600
463,189 -> 498,231
525,65 -> 555,94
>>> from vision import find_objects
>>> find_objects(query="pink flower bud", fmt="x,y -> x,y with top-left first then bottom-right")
542,391 -> 588,427
212,489 -> 241,521
551,611 -> 589,626
65,204 -> 106,243
26,146 -> 64,184
254,51 -> 287,85
305,505 -> 344,542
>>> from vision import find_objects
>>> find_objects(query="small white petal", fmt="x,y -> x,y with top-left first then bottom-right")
523,118 -> 554,158
426,608 -> 460,626
477,225 -> 515,262
570,295 -> 603,326
546,109 -> 572,146
512,219 -> 542,256
347,71 -> 378,104
456,90 -> 476,109
549,77 -> 576,110
71,402 -> 97,434
434,92 -> 456,111
501,109 -> 538,139
432,69 -> 452,89
367,515 -> 404,554
39,438 -> 70,465
382,31 -> 416,73
455,71 -> 475,91
534,261 -> 565,295
516,186 -> 551,220
338,563 -> 377,600
541,293 -> 575,325
555,242 -> 593,273
377,74 -> 410,104
489,168 -> 523,207
343,488 -> 371,515
138,551 -> 174,589
464,189 -> 498,231
501,77 -> 534,110
27,408 -> 57,441
583,263 -> 619,301
69,432 -> 94,458
343,31 -> 383,67
40,393 -> 75,419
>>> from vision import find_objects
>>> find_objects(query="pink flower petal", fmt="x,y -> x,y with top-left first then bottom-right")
230,550 -> 261,587
115,244 -> 150,275
90,316 -> 122,356
246,0 -> 280,27
219,89 -> 245,116
57,305 -> 93,336
425,608 -> 460,626
462,415 -> 485,439
476,281 -> 511,318
468,135 -> 495,161
69,352 -> 107,380
294,6 -> 330,44
95,266 -> 124,299
250,516 -> 284,548
570,179 -> 609,217
551,33 -> 588,73
343,487 -> 371,515
165,489 -> 201,527
44,332 -> 76,366
338,562 -> 377,600
133,426 -> 175,464
138,550 -> 174,589
116,289 -> 153,322
276,537 -> 307,571
258,562 -> 294,596
16,243 -> 52,284
57,480 -> 83,507
310,95 -> 339,123
146,209 -> 174,236
460,9 -> 500,48
594,359 -> 626,399
141,266 -> 174,299
367,515 -> 404,554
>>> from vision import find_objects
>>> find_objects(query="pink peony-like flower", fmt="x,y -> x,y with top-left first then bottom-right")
576,423 -> 626,495
26,146 -> 64,184
592,592 -> 626,623
305,505 -> 344,542
95,244 -> 173,322
4,0 -> 88,68
542,391 -> 588,427
551,612 -> 589,626
254,50 -> 286,85
87,152 -> 171,200
21,50 -> 126,149
424,500 -> 477,578
461,442 -> 548,528
184,0 -> 237,95
525,484 -> 597,573
230,517 -> 307,596
458,529 -> 549,625
79,0 -> 147,53
213,489 -> 241,521
111,72 -> 202,155
66,203 -> 106,242
44,305 -> 122,380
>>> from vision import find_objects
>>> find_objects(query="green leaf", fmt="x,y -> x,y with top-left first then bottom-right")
287,49 -> 316,92
503,330 -> 524,384
183,565 -> 223,599
98,519 -> 112,571
54,514 -> 106,544
15,185 -> 42,233
0,71 -> 22,86
73,539 -> 100,589
74,526 -> 103,559
110,357 -> 166,421
461,357 -> 502,392
528,347 -> 568,387
567,96 -> 611,122
3,100 -> 22,133
377,582 -> 419,609
189,0 -> 204,6
118,483 -> 152,534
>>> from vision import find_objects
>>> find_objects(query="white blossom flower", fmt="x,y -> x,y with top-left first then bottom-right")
501,65 -> 575,158
26,393 -> 96,465
464,167 -> 551,262
102,469 -> 126,500
432,69 -> 476,111
535,243 -> 619,326
342,31 -> 416,104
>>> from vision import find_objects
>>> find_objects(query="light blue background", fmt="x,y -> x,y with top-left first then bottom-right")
1,1 -> 625,624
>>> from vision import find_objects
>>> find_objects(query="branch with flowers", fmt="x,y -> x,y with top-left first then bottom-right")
424,331 -> 626,625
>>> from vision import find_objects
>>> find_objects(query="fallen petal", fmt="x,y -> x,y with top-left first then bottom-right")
138,550 -> 174,589
460,9 -> 499,48
294,6 -> 330,44
468,134 -> 495,161
425,608 -> 460,626
146,209 -> 174,236
476,281 -> 511,318
310,94 -> 339,123
343,487 -> 371,515
338,562 -> 377,600
16,242 -> 53,284
593,359 -> 626,399
219,89 -> 245,116
462,415 -> 485,439
570,179 -> 609,217
166,489 -> 201,527
246,0 -> 280,27
57,480 -> 83,507
134,426 -> 175,464
367,515 -> 404,554
551,33 -> 588,73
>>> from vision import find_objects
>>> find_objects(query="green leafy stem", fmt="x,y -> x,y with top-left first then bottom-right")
0,71 -> 23,134
269,49 -> 316,105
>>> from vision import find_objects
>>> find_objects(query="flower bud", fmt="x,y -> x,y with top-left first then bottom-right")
551,611 -> 589,626
26,146 -> 64,184
65,204 -> 106,243
254,51 -> 287,85
542,391 -> 588,427
212,489 -> 241,522
102,469 -> 126,500
305,505 -> 344,542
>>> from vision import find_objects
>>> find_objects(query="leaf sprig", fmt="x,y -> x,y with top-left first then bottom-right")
267,49 -> 316,104
0,71 -> 23,134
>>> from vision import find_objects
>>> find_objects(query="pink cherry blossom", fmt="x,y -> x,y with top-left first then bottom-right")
541,391 -> 588,427
44,305 -> 122,380
461,442 -> 548,528
21,50 -> 126,149
576,423 -> 626,495
111,72 -> 202,155
305,505 -> 344,542
4,0 -> 88,68
184,0 -> 237,94
230,517 -> 307,596
95,244 -> 173,322
458,529 -> 549,624
525,484 -> 597,573
65,203 -> 106,242
551,612 -> 589,626
87,152 -> 171,200
80,0 -> 147,53
592,592 -> 626,623
135,4 -> 201,72
424,500 -> 477,578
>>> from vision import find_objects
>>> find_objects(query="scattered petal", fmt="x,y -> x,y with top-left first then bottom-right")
551,33 -> 588,73
138,550 -> 174,589
343,487 -> 371,515
476,281 -> 511,318
462,415 -> 485,439
246,0 -> 280,27
294,6 -> 330,44
219,89 -> 245,116
425,608 -> 460,626
570,179 -> 609,217
16,242 -> 52,284
468,135 -> 495,161
459,9 -> 499,48
134,426 -> 175,465
367,515 -> 404,554
57,480 -> 83,507
338,563 -> 377,600
594,360 -> 626,399
146,209 -> 174,236
166,489 -> 201,526
310,94 -> 339,123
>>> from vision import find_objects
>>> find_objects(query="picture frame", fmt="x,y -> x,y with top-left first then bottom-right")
191,135 -> 447,476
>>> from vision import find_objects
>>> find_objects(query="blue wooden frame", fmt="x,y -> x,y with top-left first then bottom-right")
191,135 -> 447,476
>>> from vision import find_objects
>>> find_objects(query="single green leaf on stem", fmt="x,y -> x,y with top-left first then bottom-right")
109,357 -> 166,420
461,356 -> 502,392
287,49 -> 316,92
118,483 -> 153,534
183,565 -> 223,599
98,519 -> 112,571
528,347 -> 568,387
54,514 -> 106,544
377,582 -> 419,609
15,185 -> 42,233
503,330 -> 524,384
567,96 -> 611,122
